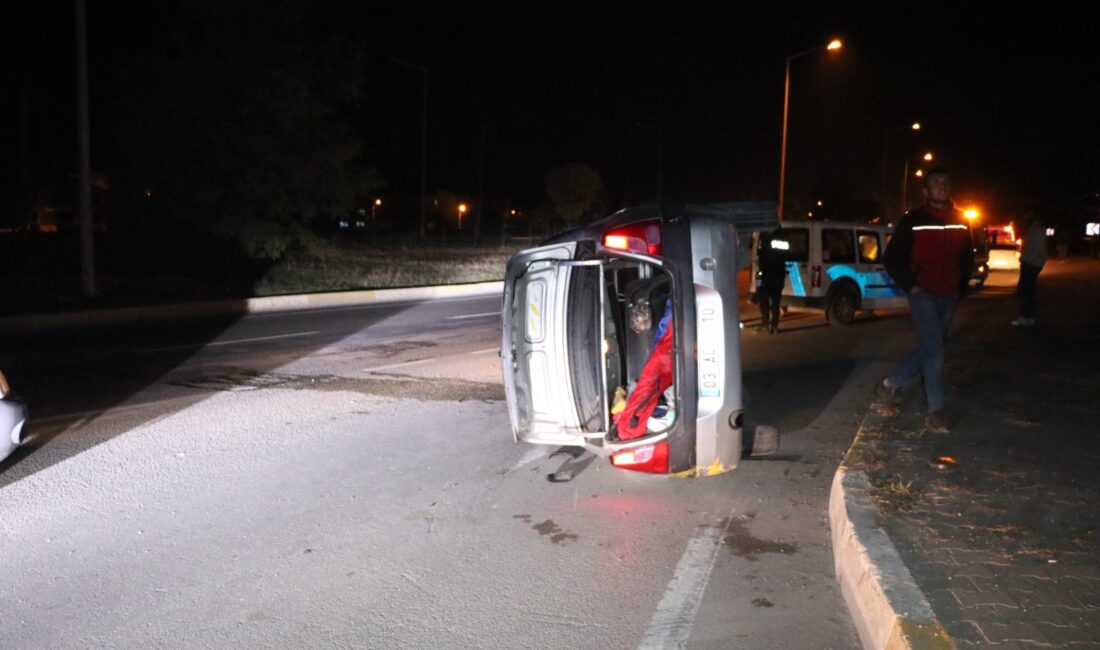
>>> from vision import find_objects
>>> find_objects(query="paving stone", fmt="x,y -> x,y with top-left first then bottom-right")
865,260 -> 1100,650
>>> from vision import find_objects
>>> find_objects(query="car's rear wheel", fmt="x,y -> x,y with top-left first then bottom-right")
826,284 -> 858,325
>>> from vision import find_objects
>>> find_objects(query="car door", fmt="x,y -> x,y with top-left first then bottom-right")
501,241 -> 609,447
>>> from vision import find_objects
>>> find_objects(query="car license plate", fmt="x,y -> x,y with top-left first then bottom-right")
696,293 -> 723,399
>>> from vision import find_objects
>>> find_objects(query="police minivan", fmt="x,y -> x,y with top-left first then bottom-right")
749,220 -> 906,324
501,203 -> 776,477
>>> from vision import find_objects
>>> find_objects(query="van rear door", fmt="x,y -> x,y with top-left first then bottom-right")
501,242 -> 611,447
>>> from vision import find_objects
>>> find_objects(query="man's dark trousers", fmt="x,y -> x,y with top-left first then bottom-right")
758,282 -> 783,331
1017,262 -> 1041,319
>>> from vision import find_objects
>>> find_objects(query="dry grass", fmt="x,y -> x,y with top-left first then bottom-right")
253,244 -> 522,295
870,474 -> 922,515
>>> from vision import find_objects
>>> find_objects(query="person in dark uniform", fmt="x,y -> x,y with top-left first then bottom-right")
756,227 -> 790,334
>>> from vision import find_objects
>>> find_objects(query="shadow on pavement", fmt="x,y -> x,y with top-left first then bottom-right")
0,300 -> 418,487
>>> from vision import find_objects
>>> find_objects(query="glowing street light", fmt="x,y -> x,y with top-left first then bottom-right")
778,37 -> 844,219
882,121 -> 923,213
964,208 -> 981,221
370,198 -> 382,246
458,202 -> 468,230
901,150 -> 936,214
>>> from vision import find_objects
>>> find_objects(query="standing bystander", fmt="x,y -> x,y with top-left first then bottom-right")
756,227 -> 789,334
875,168 -> 974,434
1012,206 -> 1047,326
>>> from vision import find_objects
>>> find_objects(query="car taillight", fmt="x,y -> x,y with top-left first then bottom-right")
603,220 -> 662,257
610,441 -> 669,474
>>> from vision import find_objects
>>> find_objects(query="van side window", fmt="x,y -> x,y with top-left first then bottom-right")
786,228 -> 809,262
822,229 -> 855,263
857,231 -> 881,263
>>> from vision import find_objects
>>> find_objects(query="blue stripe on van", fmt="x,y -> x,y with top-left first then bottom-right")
786,261 -> 806,297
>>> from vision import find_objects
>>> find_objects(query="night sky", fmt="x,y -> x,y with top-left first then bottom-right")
4,1 -> 1098,221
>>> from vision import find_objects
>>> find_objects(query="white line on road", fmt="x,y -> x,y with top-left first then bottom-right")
509,445 -> 546,473
363,357 -> 436,373
468,347 -> 499,355
637,515 -> 731,649
140,331 -> 320,353
445,311 -> 500,321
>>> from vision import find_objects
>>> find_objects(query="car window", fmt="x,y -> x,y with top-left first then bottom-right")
856,231 -> 881,263
785,228 -> 809,262
822,229 -> 855,263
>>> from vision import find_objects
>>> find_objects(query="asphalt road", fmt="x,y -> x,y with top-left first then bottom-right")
0,288 -> 929,649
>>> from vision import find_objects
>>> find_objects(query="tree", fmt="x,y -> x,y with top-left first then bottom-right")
116,0 -> 382,259
544,162 -> 603,229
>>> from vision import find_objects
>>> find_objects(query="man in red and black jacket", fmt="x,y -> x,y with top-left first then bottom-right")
876,168 -> 974,434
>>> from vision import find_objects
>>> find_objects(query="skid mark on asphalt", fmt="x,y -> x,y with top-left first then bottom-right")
165,368 -> 504,402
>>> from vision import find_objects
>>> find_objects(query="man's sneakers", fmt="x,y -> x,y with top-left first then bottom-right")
1011,316 -> 1036,327
873,378 -> 900,416
874,378 -> 897,401
875,378 -> 951,432
925,410 -> 950,434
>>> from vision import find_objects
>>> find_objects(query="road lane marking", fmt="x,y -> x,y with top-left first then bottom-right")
140,331 -> 320,353
468,347 -> 499,355
446,311 -> 500,321
363,357 -> 436,373
637,515 -> 732,649
509,446 -> 546,473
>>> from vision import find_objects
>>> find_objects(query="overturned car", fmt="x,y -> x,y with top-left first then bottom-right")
501,203 -> 777,477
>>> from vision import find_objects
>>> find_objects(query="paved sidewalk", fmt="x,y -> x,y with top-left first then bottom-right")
865,257 -> 1100,648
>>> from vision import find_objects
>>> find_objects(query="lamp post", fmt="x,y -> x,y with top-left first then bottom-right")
900,151 -> 933,215
75,0 -> 95,297
371,198 -> 381,247
392,58 -> 428,241
881,121 -> 921,211
778,38 -> 842,220
457,202 -> 467,231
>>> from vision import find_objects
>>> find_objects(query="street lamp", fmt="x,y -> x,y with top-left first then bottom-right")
901,151 -> 934,214
778,38 -> 843,220
392,58 -> 428,241
881,121 -> 922,213
457,202 -> 467,231
371,198 -> 382,246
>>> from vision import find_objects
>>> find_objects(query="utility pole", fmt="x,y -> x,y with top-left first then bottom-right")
391,58 -> 428,241
75,0 -> 95,298
474,127 -> 486,246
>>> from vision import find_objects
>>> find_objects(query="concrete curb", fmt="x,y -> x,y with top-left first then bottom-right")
829,408 -> 955,650
0,281 -> 505,334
